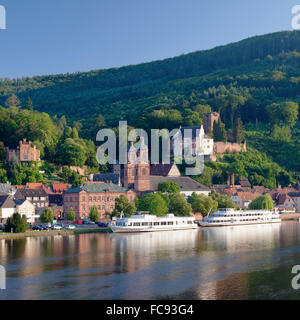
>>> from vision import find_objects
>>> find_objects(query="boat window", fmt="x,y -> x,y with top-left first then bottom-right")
154,222 -> 159,226
167,221 -> 173,225
142,222 -> 148,226
133,222 -> 140,226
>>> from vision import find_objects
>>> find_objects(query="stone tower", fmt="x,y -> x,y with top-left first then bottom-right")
123,139 -> 150,192
203,112 -> 220,134
134,137 -> 150,192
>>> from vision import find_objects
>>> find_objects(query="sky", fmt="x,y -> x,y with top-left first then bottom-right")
0,0 -> 298,79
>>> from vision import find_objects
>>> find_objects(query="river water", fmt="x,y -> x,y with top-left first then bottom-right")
1,221 -> 300,300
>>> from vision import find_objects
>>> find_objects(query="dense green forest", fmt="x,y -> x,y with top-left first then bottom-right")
0,30 -> 300,187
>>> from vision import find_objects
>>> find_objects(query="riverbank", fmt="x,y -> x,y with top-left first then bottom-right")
0,227 -> 112,240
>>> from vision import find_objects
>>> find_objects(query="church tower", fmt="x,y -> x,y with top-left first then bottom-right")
134,137 -> 150,192
124,142 -> 137,190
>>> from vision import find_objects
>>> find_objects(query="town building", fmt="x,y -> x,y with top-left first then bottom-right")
63,183 -> 136,220
51,183 -> 70,194
150,163 -> 181,177
0,195 -> 15,224
14,199 -> 37,223
88,173 -> 121,186
172,125 -> 214,159
14,188 -> 49,214
6,139 -> 40,162
149,176 -> 210,198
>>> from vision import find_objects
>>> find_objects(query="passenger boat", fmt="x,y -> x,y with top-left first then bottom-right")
110,213 -> 198,233
199,208 -> 281,227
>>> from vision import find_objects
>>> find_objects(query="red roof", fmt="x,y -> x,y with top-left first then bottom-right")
52,183 -> 69,194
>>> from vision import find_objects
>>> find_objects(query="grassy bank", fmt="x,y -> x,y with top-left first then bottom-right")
0,227 -> 112,240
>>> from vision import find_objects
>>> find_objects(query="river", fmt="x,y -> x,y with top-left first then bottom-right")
1,221 -> 300,300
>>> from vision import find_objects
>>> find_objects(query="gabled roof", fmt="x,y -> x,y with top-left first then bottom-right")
0,195 -> 15,209
149,176 -> 210,192
150,163 -> 180,177
15,188 -> 49,199
238,177 -> 251,188
176,126 -> 212,140
234,191 -> 261,202
51,183 -> 69,193
64,183 -> 128,194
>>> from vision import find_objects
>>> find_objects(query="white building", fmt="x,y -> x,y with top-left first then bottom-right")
172,125 -> 214,158
14,199 -> 38,223
0,195 -> 15,223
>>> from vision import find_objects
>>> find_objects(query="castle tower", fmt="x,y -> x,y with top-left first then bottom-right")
203,112 -> 220,134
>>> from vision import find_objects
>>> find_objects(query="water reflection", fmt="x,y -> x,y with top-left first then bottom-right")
0,222 -> 299,300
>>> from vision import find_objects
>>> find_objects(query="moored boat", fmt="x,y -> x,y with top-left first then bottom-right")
199,208 -> 281,227
110,213 -> 198,233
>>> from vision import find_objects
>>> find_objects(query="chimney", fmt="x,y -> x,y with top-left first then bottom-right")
231,173 -> 235,186
227,175 -> 230,186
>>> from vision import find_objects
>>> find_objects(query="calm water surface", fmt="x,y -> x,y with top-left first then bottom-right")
1,221 -> 300,300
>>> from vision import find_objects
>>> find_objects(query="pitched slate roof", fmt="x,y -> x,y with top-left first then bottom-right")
150,163 -> 180,177
0,195 -> 15,209
93,173 -> 120,185
14,188 -> 49,199
237,177 -> 251,188
149,176 -> 210,192
65,183 -> 128,194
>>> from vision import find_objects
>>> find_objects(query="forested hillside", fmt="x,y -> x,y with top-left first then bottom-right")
0,30 -> 300,185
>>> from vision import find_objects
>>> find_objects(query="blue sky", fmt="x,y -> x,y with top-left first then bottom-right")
0,0 -> 298,79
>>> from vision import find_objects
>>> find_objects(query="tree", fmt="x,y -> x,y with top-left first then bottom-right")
169,193 -> 192,216
24,97 -> 34,111
137,193 -> 169,216
58,138 -> 86,167
271,125 -> 291,142
233,118 -> 244,143
66,207 -> 76,221
5,213 -> 27,233
5,94 -> 21,107
187,193 -> 218,216
115,195 -> 136,217
210,190 -> 236,208
40,208 -> 54,223
213,119 -> 227,142
89,205 -> 100,222
69,171 -> 83,188
157,182 -> 180,194
95,114 -> 106,129
266,101 -> 299,128
248,194 -> 274,210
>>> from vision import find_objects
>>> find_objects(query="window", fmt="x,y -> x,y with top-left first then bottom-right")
89,197 -> 92,202
93,196 -> 96,202
133,222 -> 140,226
98,196 -> 101,201
82,196 -> 85,202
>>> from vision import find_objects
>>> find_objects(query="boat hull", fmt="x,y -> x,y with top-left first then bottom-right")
111,225 -> 198,233
199,220 -> 281,227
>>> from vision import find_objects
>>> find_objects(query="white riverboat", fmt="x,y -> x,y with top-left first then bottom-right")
199,208 -> 281,227
110,213 -> 198,233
